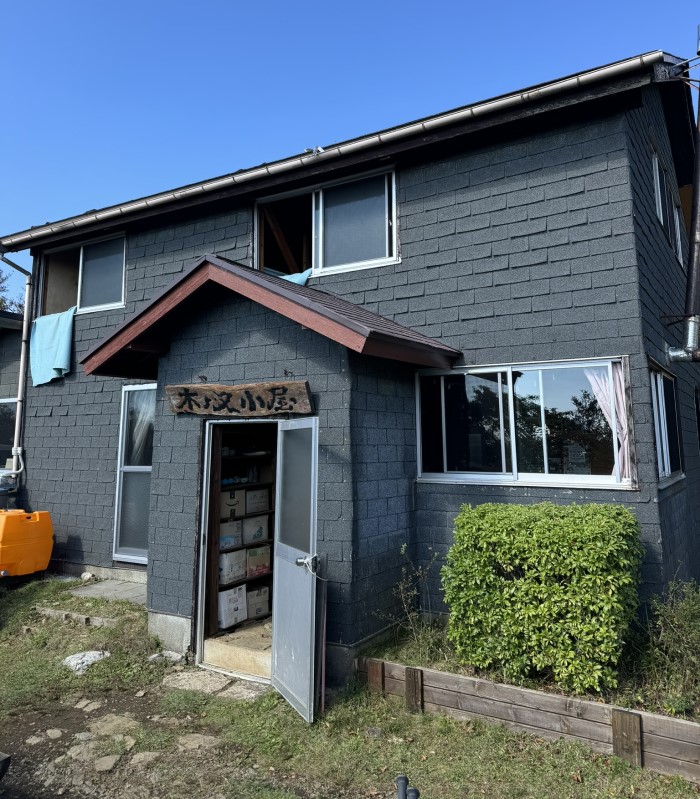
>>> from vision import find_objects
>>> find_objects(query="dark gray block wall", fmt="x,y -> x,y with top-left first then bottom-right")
315,108 -> 668,609
21,210 -> 251,568
625,85 -> 700,586
347,353 -> 416,642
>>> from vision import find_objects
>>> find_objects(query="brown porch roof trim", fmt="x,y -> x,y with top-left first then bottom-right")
81,256 -> 461,377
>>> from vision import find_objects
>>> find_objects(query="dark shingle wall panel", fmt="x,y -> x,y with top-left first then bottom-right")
347,353 -> 416,643
625,85 -> 700,584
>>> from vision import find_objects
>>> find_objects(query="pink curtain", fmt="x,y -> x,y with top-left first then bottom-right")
584,363 -> 629,479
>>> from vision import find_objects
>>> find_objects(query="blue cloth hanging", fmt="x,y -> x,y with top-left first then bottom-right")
30,306 -> 77,386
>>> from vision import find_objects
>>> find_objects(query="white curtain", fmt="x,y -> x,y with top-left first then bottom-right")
584,363 -> 629,479
127,390 -> 155,466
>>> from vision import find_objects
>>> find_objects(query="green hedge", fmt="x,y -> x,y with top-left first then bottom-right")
441,502 -> 642,694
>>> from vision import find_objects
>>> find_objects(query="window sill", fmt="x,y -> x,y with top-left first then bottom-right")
112,552 -> 148,565
658,472 -> 685,491
311,256 -> 400,278
76,302 -> 125,315
416,475 -> 636,491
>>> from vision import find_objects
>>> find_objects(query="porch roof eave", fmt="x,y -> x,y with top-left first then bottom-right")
80,255 -> 462,379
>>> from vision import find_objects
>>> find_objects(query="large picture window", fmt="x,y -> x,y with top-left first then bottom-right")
418,359 -> 630,487
114,384 -> 156,563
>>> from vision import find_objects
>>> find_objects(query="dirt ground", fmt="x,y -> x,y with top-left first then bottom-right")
0,686 -> 330,799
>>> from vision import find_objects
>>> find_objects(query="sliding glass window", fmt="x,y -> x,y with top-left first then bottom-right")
418,359 -> 630,487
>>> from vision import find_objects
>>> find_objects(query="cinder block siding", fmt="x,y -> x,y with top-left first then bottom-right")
0,329 -> 21,398
348,354 -> 416,642
21,208 -> 252,568
625,85 -> 700,584
416,482 -> 661,614
149,292 -> 359,642
313,110 -> 664,608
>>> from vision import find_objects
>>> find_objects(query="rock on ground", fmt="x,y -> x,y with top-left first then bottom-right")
162,670 -> 231,694
94,754 -> 121,773
177,733 -> 221,751
217,680 -> 269,702
63,650 -> 111,675
88,714 -> 140,736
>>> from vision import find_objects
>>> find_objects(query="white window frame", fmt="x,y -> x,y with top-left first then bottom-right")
416,357 -> 631,490
42,234 -> 126,316
113,383 -> 156,564
652,152 -> 664,223
652,152 -> 685,267
673,205 -> 684,265
650,368 -> 683,482
76,235 -> 126,314
255,170 -> 398,277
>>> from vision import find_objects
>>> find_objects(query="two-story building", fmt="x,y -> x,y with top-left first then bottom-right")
0,50 -> 697,720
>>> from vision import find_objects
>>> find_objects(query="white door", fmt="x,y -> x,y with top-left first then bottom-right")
271,417 -> 319,722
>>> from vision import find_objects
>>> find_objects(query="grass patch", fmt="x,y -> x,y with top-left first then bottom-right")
133,727 -> 177,752
163,686 -> 698,799
0,577 -> 165,718
225,781 -> 302,799
161,689 -> 210,717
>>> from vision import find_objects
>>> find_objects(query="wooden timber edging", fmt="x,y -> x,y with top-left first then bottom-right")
356,657 -> 700,784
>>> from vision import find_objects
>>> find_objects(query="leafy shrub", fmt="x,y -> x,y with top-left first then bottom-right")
441,502 -> 642,694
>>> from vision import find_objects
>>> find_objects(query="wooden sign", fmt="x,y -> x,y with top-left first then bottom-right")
165,381 -> 313,417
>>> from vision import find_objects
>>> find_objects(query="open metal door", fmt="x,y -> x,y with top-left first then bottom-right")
272,417 -> 319,722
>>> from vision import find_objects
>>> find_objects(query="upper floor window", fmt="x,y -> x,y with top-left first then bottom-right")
42,236 -> 125,316
418,359 -> 631,488
650,367 -> 683,481
257,172 -> 396,276
652,153 -> 684,265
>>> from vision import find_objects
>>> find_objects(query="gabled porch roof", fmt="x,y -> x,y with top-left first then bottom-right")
81,255 -> 461,379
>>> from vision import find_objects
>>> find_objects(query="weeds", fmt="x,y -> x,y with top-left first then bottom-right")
615,581 -> 700,716
0,578 -> 164,717
380,544 -> 454,665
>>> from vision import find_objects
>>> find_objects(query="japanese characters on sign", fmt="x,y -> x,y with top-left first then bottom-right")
164,381 -> 313,417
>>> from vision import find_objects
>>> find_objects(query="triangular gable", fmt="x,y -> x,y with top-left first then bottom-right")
81,255 -> 460,378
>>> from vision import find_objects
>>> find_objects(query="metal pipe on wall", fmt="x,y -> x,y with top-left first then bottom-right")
669,27 -> 700,362
0,254 -> 32,481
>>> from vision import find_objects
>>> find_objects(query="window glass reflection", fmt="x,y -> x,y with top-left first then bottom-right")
542,366 -> 614,475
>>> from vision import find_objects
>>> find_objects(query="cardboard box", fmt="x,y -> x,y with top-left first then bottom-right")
247,544 -> 271,577
220,489 -> 246,520
243,515 -> 268,545
219,548 -> 246,585
218,585 -> 247,629
247,586 -> 270,619
219,520 -> 243,550
245,488 -> 269,515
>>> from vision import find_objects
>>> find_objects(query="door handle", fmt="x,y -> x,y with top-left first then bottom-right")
295,555 -> 319,574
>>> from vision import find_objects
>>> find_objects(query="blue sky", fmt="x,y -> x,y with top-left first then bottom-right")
1,1 -> 697,298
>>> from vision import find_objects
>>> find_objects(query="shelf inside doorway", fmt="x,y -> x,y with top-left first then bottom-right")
220,538 -> 272,554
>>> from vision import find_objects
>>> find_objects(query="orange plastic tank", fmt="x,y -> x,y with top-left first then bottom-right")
0,510 -> 53,577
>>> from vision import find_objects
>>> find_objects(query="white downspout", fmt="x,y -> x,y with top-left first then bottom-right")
0,254 -> 32,481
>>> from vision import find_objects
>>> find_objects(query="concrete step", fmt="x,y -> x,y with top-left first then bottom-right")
202,620 -> 272,679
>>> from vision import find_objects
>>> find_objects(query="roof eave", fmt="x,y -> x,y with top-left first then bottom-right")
81,257 -> 461,378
